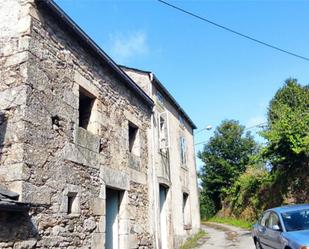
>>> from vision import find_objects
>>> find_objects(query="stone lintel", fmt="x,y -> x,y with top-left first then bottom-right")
157,176 -> 171,188
100,166 -> 129,191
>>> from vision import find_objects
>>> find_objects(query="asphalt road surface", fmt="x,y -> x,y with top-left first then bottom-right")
198,222 -> 255,249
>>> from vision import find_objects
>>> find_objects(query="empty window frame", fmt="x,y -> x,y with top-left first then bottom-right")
79,86 -> 95,130
183,193 -> 191,228
179,136 -> 187,165
183,193 -> 188,225
128,122 -> 139,154
67,192 -> 78,215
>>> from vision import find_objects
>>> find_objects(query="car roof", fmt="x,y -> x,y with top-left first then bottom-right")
268,204 -> 309,214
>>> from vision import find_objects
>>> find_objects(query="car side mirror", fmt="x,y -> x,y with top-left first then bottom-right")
272,225 -> 281,231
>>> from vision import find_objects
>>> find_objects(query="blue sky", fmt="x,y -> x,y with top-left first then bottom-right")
54,0 -> 309,168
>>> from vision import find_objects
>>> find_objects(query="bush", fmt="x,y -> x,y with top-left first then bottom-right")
200,192 -> 216,220
223,165 -> 270,221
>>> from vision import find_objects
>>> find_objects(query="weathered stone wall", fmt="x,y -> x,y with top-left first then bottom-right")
0,1 -> 38,247
1,0 -> 154,248
0,0 -> 31,189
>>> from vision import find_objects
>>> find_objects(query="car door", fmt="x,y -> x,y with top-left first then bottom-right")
256,211 -> 271,248
265,212 -> 283,249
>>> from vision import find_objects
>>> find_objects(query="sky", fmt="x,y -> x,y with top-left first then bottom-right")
54,0 -> 309,169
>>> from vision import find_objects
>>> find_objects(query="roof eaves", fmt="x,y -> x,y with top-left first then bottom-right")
35,0 -> 154,108
119,65 -> 197,129
119,65 -> 152,75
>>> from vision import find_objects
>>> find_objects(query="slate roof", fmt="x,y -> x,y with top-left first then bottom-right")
120,65 -> 197,130
0,186 -> 30,212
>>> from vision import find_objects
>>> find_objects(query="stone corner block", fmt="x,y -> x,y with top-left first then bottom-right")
91,232 -> 105,249
91,197 -> 105,216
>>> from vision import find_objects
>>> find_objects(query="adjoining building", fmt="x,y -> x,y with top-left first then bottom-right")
0,0 -> 200,248
121,66 -> 200,248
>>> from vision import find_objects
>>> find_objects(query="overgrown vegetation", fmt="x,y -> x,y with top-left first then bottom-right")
198,120 -> 258,219
180,230 -> 207,249
261,79 -> 309,203
199,79 -> 309,222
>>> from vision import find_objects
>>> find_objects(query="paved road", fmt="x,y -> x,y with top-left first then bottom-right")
198,222 -> 255,249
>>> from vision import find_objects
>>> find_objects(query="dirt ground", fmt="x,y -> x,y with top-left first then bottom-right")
197,222 -> 255,249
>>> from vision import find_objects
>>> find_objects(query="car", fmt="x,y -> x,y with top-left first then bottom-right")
252,204 -> 309,249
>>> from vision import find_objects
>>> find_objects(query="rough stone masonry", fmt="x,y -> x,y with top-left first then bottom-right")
0,0 -> 155,248
0,0 -> 201,248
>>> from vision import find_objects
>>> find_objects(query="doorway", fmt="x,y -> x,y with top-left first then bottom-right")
106,188 -> 122,249
159,185 -> 168,249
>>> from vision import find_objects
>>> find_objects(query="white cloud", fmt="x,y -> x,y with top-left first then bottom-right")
109,31 -> 149,63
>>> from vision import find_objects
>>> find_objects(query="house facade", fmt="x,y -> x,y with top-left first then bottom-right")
0,0 -> 200,248
121,67 -> 200,248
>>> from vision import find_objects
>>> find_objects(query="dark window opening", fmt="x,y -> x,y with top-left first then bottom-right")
67,192 -> 77,214
183,193 -> 188,224
79,87 -> 95,130
128,122 -> 138,153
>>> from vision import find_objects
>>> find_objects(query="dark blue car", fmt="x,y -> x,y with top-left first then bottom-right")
252,204 -> 309,249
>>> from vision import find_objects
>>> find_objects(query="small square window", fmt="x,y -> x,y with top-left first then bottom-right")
156,91 -> 164,106
67,192 -> 78,215
79,87 -> 95,130
179,115 -> 184,127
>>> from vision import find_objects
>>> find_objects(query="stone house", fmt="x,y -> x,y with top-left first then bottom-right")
0,0 -> 200,248
121,67 -> 200,249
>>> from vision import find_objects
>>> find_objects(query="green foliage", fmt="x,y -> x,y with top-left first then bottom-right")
224,165 -> 272,220
199,79 -> 309,223
200,191 -> 216,220
198,120 -> 258,213
206,216 -> 253,230
180,230 -> 207,249
260,79 -> 309,201
261,78 -> 309,169
220,79 -> 309,222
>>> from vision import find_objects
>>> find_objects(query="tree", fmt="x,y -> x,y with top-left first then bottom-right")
261,79 -> 309,168
261,79 -> 309,201
198,120 -> 258,215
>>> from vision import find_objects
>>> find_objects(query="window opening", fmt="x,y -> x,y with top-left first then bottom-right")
79,87 -> 95,130
67,192 -> 77,214
183,193 -> 188,225
157,91 -> 164,106
128,122 -> 138,153
179,115 -> 184,127
159,113 -> 168,150
180,136 -> 187,165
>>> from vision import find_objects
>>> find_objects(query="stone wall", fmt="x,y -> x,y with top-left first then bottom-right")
0,0 -> 154,248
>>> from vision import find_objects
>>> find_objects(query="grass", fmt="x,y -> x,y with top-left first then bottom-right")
180,229 -> 207,249
204,216 -> 254,230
